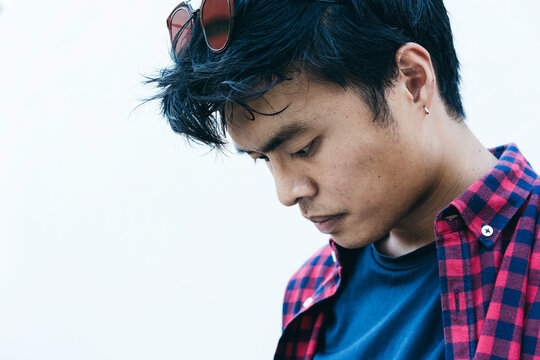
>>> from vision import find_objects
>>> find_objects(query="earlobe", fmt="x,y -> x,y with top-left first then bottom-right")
395,43 -> 435,111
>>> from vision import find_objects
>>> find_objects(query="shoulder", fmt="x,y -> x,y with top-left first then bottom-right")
521,177 -> 540,236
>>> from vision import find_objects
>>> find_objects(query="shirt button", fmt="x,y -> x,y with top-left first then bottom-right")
331,250 -> 337,263
303,297 -> 314,308
481,225 -> 494,237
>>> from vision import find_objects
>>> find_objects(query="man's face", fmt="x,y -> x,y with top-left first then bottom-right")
227,75 -> 436,249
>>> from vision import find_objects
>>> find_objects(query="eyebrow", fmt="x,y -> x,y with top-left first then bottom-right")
235,122 -> 310,155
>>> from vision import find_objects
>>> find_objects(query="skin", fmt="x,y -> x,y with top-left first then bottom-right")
227,43 -> 497,257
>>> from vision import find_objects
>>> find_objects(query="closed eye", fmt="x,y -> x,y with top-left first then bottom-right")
250,137 -> 319,163
254,154 -> 269,163
291,138 -> 318,159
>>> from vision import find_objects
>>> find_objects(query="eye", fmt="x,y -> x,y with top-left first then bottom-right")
253,154 -> 269,163
291,139 -> 316,158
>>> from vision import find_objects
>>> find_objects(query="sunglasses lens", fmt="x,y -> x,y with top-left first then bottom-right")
169,7 -> 193,54
201,0 -> 232,52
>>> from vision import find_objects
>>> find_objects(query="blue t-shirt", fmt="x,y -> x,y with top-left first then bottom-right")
314,240 -> 445,359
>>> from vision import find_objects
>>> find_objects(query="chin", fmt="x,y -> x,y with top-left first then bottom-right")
331,234 -> 373,250
332,225 -> 389,250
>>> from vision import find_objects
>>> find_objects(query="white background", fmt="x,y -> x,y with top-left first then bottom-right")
0,1 -> 539,359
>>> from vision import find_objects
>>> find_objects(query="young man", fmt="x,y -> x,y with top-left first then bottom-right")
154,0 -> 540,359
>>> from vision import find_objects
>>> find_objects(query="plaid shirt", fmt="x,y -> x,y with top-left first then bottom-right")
274,144 -> 540,360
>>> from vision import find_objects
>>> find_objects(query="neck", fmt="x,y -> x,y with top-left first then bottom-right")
378,119 -> 498,258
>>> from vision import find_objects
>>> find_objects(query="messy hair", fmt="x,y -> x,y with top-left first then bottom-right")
150,0 -> 464,148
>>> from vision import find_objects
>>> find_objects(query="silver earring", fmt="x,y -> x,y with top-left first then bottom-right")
423,105 -> 430,115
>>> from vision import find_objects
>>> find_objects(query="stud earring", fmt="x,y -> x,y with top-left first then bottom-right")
423,105 -> 430,115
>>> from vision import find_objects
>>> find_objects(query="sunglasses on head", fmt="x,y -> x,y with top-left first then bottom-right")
166,0 -> 346,55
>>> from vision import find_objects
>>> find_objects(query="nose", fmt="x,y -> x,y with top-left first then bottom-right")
272,163 -> 317,207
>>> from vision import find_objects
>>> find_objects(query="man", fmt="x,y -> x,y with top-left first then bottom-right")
154,0 -> 540,359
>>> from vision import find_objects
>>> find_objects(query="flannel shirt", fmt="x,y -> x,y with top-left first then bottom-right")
274,144 -> 540,360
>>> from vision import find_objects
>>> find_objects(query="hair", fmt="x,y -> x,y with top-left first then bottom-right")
150,0 -> 464,149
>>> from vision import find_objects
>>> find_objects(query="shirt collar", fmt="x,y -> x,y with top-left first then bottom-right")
436,143 -> 537,247
329,240 -> 360,268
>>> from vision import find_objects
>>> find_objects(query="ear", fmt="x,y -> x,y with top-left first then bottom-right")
395,43 -> 436,113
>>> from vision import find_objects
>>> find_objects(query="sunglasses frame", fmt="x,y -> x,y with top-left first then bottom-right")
166,0 -> 345,55
166,2 -> 195,54
166,0 -> 234,55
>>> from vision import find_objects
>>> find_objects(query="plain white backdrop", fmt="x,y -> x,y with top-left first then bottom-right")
0,1 -> 539,359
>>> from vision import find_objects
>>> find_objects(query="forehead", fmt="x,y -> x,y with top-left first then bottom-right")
226,75 -> 344,146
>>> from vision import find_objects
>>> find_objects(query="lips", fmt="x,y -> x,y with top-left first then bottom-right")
307,214 -> 345,234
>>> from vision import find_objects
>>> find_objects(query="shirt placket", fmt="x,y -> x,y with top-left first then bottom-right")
275,249 -> 342,360
436,216 -> 477,360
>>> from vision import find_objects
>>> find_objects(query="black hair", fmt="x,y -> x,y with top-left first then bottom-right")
151,0 -> 464,148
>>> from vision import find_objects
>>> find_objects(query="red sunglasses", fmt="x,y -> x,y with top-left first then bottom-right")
167,0 -> 235,55
166,0 -> 345,55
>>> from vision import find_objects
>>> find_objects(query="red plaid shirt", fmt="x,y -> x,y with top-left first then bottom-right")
274,144 -> 540,360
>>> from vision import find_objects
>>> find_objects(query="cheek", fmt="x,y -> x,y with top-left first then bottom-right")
312,124 -> 424,204
315,152 -> 375,201
318,145 -> 421,207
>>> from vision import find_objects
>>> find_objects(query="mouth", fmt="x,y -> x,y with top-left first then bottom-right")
306,214 -> 345,234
